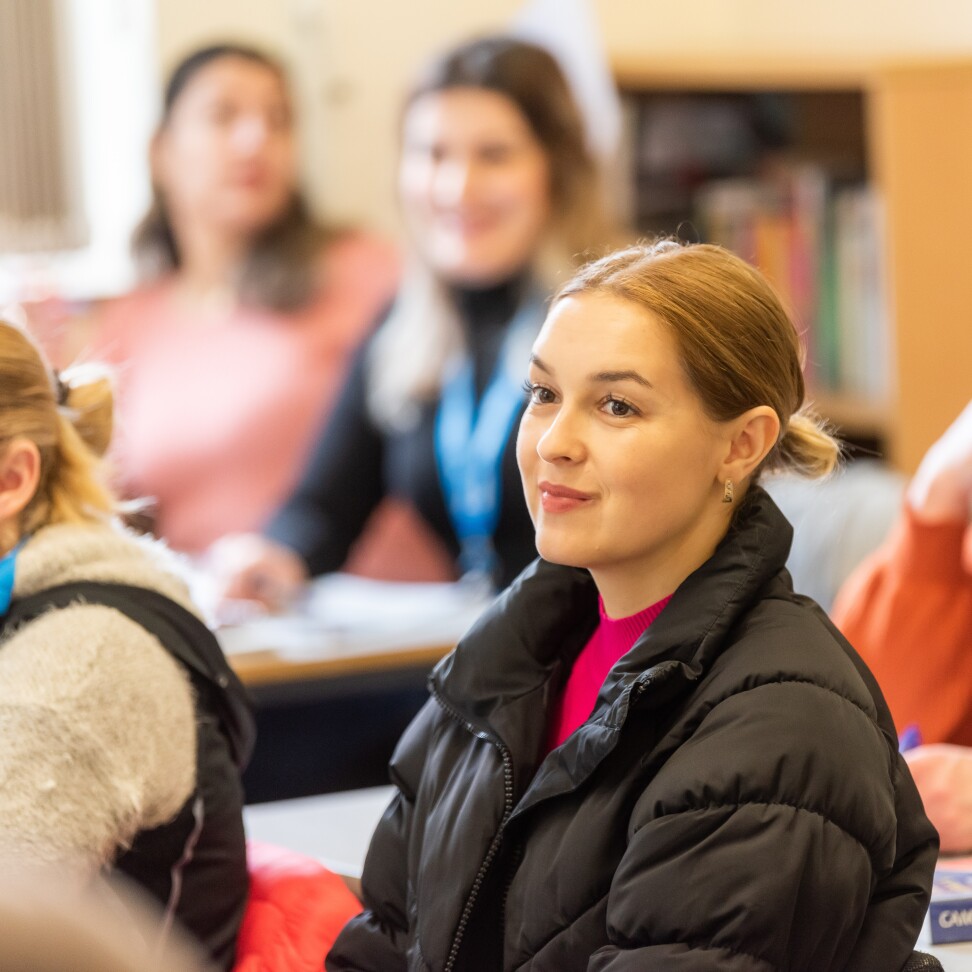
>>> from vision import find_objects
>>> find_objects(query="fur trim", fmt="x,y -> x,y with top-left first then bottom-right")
13,523 -> 200,617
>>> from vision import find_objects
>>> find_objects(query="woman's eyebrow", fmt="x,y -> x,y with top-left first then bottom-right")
590,369 -> 653,389
529,357 -> 654,390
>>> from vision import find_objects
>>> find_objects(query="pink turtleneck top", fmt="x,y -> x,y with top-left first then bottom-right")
546,593 -> 673,753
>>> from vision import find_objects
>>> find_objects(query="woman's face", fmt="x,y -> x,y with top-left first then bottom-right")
399,88 -> 552,288
154,56 -> 297,241
517,292 -> 734,600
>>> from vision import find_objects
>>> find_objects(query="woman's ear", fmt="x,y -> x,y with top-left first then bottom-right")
0,438 -> 42,525
719,406 -> 780,485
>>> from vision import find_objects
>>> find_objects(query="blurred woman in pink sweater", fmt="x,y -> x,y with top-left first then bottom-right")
90,43 -> 400,556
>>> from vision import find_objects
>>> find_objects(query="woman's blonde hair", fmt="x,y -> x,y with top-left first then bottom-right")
0,320 -> 116,535
555,240 -> 841,480
368,35 -> 621,428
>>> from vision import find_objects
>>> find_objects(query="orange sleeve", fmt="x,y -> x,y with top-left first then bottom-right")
833,505 -> 972,745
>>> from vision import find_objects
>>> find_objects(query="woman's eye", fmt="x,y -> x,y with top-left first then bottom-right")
523,381 -> 555,405
602,397 -> 636,418
419,143 -> 447,164
478,144 -> 515,165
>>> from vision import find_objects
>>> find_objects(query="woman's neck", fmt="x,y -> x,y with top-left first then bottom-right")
448,272 -> 528,333
594,574 -> 677,621
448,272 -> 529,395
171,222 -> 247,304
591,508 -> 733,618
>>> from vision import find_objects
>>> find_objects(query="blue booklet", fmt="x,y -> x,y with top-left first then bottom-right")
929,856 -> 972,944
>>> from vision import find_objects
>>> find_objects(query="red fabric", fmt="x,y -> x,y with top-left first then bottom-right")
233,841 -> 362,971
546,594 -> 671,753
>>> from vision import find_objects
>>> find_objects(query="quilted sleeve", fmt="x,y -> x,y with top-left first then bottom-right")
592,677 -> 920,971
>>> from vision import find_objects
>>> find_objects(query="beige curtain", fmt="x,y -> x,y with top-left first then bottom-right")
0,0 -> 87,253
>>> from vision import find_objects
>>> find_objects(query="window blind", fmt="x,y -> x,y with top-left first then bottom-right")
0,0 -> 87,253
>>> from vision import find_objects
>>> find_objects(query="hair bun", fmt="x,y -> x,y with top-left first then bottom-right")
770,409 -> 842,479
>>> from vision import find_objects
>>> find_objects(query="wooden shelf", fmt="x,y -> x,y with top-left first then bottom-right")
613,55 -> 879,93
615,55 -> 972,472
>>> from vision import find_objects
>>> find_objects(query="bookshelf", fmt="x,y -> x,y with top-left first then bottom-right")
614,55 -> 972,473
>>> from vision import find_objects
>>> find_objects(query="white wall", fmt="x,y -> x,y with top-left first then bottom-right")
155,0 -> 972,233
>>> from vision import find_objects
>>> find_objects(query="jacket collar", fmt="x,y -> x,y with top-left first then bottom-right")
612,483 -> 793,685
431,486 -> 794,760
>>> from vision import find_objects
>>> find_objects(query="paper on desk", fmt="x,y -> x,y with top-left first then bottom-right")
217,573 -> 495,660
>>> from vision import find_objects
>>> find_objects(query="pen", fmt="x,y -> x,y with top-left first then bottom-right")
899,724 -> 923,753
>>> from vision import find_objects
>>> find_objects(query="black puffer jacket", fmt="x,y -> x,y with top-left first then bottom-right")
328,489 -> 937,971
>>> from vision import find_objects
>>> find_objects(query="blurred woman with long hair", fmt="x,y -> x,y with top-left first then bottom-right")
92,43 -> 398,554
217,34 -> 620,604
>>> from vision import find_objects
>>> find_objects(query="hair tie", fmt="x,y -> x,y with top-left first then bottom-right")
53,372 -> 69,407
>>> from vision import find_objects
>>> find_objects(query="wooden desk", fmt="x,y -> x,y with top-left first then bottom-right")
217,572 -> 490,692
228,640 -> 453,690
231,649 -> 438,803
223,632 -> 454,803
217,572 -> 491,703
217,575 -> 490,803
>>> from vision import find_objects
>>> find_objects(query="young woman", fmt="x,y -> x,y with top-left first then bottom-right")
326,242 -> 937,971
0,319 -> 250,970
215,35 -> 619,602
87,43 -> 398,554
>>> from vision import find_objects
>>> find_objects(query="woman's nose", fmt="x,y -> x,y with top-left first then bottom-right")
536,408 -> 585,464
431,158 -> 474,208
231,114 -> 272,153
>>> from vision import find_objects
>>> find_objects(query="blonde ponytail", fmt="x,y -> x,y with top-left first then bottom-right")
0,320 -> 117,535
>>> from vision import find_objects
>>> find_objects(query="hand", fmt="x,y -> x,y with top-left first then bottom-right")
907,400 -> 972,572
207,533 -> 309,614
905,743 -> 972,853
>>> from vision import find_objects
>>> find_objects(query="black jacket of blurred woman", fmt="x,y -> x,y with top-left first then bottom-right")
326,242 -> 937,971
0,319 -> 250,970
214,35 -> 622,604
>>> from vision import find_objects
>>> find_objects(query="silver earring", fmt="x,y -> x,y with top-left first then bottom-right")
722,479 -> 734,504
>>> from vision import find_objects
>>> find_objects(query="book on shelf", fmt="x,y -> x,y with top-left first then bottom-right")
928,855 -> 972,945
692,165 -> 890,405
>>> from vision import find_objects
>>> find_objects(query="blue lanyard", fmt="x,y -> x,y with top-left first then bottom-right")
0,538 -> 26,616
435,289 -> 545,581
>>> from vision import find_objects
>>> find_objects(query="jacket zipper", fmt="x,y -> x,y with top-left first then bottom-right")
431,684 -> 515,972
432,663 -> 678,969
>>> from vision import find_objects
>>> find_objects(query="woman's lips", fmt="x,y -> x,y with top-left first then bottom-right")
539,481 -> 593,513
